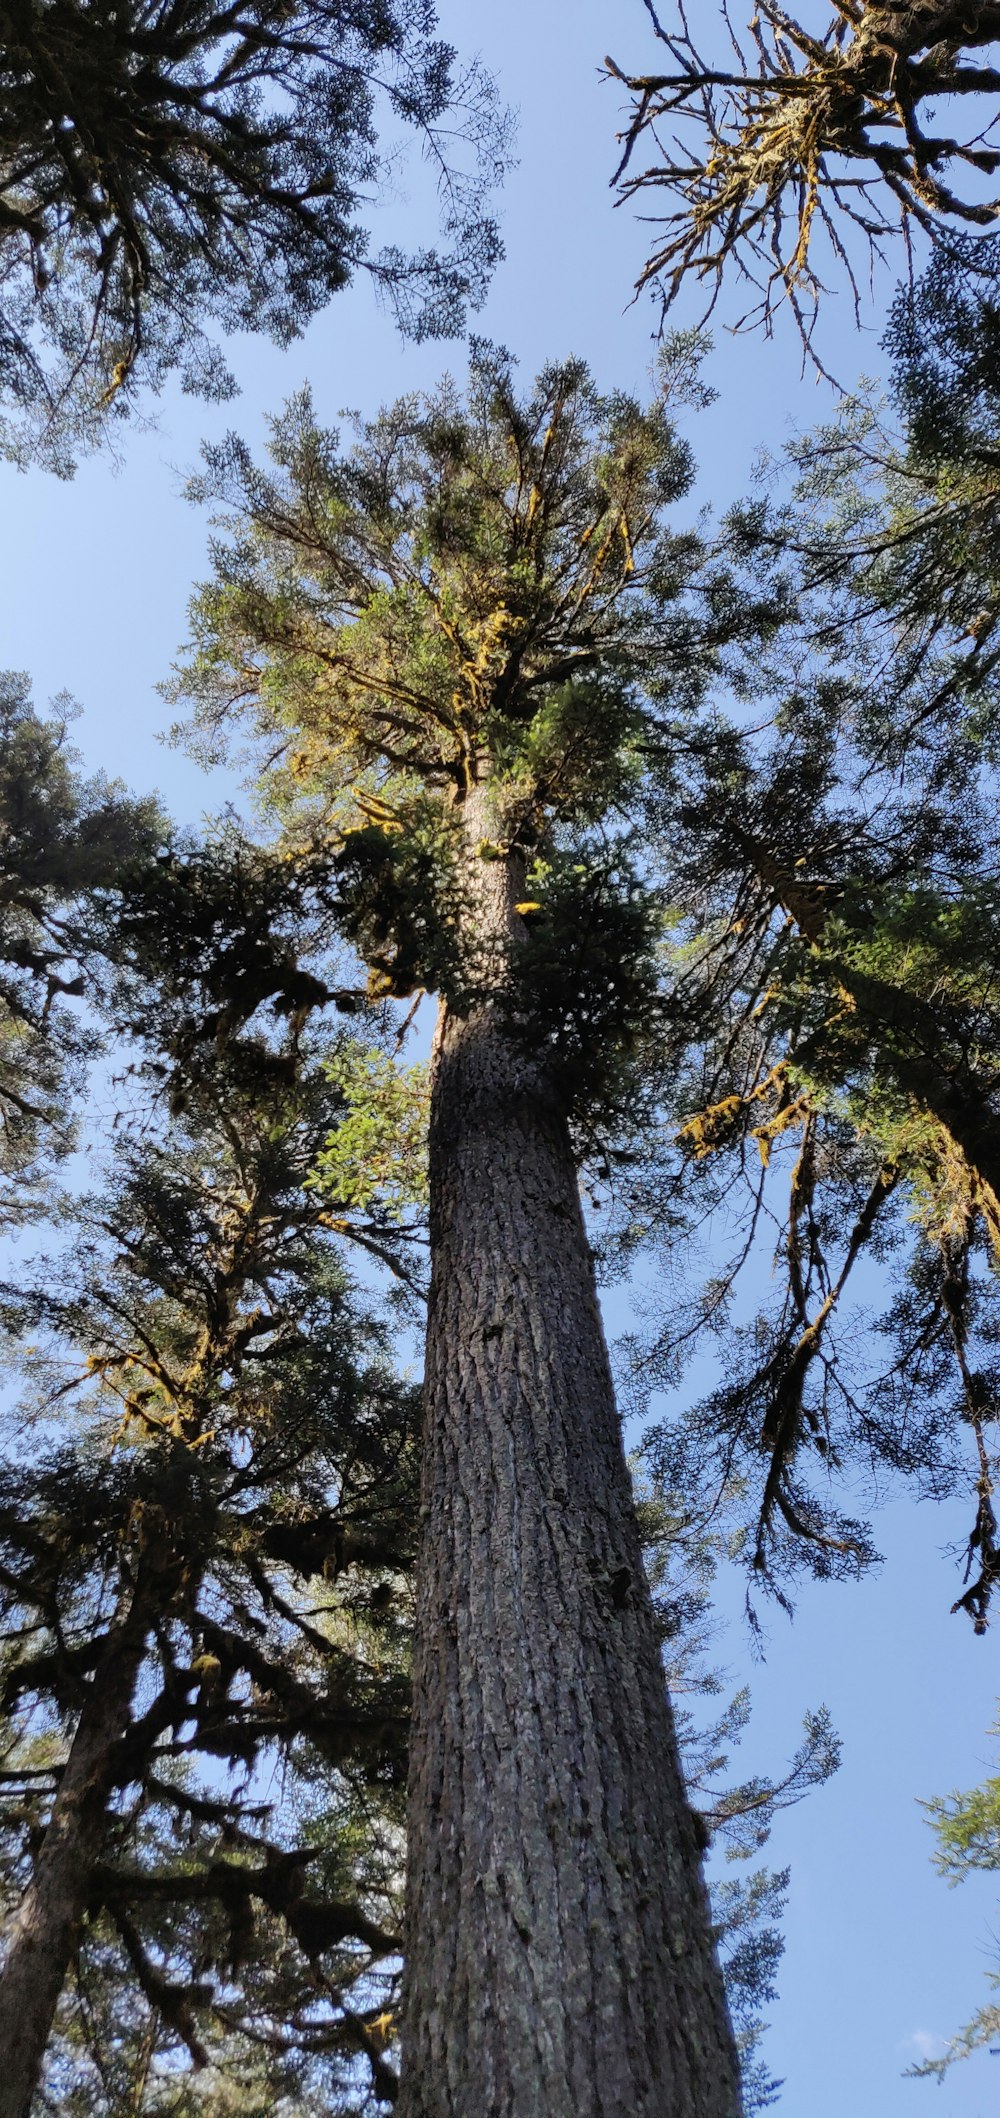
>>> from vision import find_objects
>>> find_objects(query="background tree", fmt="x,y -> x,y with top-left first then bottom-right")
0,673 -> 160,1226
0,0 -> 509,469
637,727 -> 1000,1579
0,1004 -> 419,2118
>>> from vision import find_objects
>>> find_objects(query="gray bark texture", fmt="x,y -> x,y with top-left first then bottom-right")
397,783 -> 742,2118
0,1586 -> 148,2118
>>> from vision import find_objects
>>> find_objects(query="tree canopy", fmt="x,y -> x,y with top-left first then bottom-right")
0,677 -> 160,1226
170,342 -> 785,1142
0,0 -> 509,468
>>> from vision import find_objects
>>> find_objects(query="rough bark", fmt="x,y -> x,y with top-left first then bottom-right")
0,1584 -> 149,2118
398,784 -> 742,2118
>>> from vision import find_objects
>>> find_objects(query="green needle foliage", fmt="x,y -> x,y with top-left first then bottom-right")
759,239 -> 1000,773
312,1042 -> 429,1221
0,674 -> 160,1225
907,1708 -> 1000,2081
0,0 -> 509,469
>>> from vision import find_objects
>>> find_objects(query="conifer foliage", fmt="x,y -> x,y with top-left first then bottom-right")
15,3 -> 1000,2097
174,342 -> 744,1134
649,244 -> 1000,1625
910,1707 -> 1000,2080
0,676 -> 160,1225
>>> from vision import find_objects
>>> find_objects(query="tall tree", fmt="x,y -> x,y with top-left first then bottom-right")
171,350 -> 759,2118
0,805 -> 840,2114
0,0 -> 508,469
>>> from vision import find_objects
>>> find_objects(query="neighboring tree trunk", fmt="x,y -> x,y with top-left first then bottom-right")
0,1583 -> 149,2118
398,784 -> 742,2118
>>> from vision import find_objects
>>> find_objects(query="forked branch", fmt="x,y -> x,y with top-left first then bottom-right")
608,3 -> 1000,353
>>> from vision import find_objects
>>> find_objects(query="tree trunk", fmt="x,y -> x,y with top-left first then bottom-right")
0,1586 -> 149,2118
398,788 -> 742,2118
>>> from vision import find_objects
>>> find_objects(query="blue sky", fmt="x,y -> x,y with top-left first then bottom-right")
1,2 -> 998,2110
